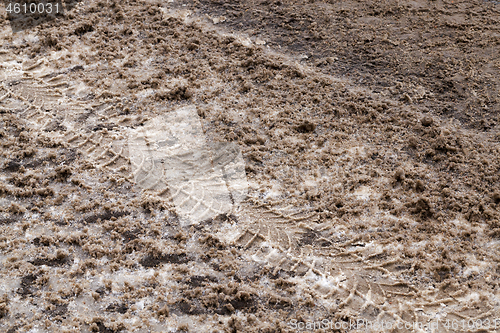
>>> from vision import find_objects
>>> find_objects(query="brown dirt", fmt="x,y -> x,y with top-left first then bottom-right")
0,0 -> 499,332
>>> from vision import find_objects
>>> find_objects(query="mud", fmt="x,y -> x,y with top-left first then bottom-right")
0,0 -> 499,332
